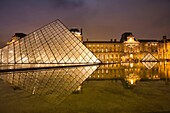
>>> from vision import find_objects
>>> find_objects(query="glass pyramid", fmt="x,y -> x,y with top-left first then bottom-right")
0,65 -> 98,104
0,20 -> 100,64
141,53 -> 159,62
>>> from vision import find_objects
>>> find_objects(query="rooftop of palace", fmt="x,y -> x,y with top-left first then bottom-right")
83,39 -> 121,43
83,38 -> 170,43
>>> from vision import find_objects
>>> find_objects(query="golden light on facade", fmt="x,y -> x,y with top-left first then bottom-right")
9,50 -> 13,53
129,37 -> 133,42
125,73 -> 141,85
124,36 -> 139,50
73,85 -> 82,93
130,63 -> 133,68
130,54 -> 133,58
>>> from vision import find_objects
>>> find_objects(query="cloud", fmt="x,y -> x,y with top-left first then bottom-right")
0,0 -> 8,11
50,0 -> 85,10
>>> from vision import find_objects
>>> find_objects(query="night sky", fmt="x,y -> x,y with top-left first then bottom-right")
0,0 -> 170,47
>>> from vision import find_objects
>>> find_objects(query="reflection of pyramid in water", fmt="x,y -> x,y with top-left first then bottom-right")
0,65 -> 98,104
0,20 -> 100,64
142,62 -> 157,69
141,53 -> 159,62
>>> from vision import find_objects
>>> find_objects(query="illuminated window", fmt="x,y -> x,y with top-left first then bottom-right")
106,48 -> 108,52
102,55 -> 104,59
106,70 -> 108,73
130,54 -> 133,58
106,55 -> 108,59
130,63 -> 133,67
110,54 -> 113,58
129,38 -> 132,42
102,69 -> 104,73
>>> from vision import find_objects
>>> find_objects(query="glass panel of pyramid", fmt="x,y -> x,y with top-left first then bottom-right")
0,65 -> 98,104
0,20 -> 101,64
141,53 -> 159,62
142,62 -> 157,69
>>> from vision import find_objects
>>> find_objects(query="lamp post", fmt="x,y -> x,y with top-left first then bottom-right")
163,36 -> 167,61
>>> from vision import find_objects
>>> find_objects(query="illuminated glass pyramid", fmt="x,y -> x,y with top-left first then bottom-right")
0,20 -> 100,64
141,53 -> 159,62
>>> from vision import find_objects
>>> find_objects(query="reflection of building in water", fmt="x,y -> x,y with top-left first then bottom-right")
123,73 -> 141,89
87,63 -> 170,88
88,63 -> 141,80
159,62 -> 170,85
0,65 -> 98,104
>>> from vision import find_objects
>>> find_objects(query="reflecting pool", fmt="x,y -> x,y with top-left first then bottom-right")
0,62 -> 170,113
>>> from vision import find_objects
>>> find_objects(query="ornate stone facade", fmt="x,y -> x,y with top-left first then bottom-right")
84,33 -> 170,63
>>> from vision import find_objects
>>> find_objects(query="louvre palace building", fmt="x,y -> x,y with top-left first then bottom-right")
71,29 -> 170,63
1,20 -> 170,64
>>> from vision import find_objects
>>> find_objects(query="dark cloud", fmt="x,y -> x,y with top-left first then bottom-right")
50,0 -> 85,10
0,0 -> 7,11
0,0 -> 170,47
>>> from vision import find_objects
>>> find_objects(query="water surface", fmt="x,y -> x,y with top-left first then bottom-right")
0,62 -> 170,113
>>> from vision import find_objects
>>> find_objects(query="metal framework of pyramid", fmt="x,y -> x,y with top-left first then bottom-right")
142,62 -> 157,69
141,53 -> 159,62
0,20 -> 100,64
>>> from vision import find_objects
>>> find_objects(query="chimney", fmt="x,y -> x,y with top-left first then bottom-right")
114,39 -> 117,42
163,35 -> 167,43
80,28 -> 83,35
110,39 -> 113,42
163,35 -> 167,40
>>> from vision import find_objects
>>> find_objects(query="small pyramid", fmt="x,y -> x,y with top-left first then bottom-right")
0,20 -> 100,64
141,53 -> 159,62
